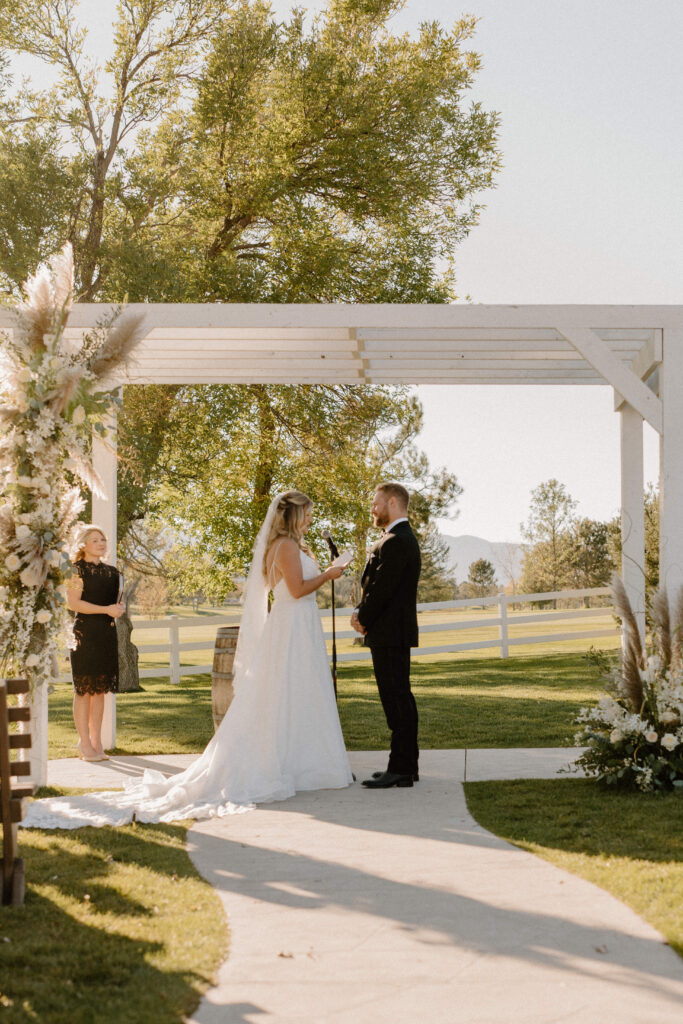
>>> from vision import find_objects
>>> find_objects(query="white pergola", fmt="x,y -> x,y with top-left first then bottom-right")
22,303 -> 683,750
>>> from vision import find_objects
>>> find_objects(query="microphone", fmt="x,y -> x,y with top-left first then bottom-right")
322,529 -> 339,559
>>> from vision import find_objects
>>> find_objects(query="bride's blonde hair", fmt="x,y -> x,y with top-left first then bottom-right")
262,490 -> 314,577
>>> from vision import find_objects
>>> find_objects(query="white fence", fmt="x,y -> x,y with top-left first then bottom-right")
115,586 -> 616,684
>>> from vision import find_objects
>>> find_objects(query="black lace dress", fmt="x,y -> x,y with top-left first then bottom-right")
70,559 -> 120,696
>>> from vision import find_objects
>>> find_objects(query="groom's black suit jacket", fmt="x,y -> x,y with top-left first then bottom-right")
357,521 -> 421,648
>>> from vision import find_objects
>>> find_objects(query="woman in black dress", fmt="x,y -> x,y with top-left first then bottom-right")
66,527 -> 125,762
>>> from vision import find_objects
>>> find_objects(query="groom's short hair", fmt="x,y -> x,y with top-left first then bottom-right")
376,482 -> 410,509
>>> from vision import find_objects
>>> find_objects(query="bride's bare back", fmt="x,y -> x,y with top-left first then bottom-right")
266,537 -> 342,598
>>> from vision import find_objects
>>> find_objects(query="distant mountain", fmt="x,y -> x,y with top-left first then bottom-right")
440,534 -> 524,586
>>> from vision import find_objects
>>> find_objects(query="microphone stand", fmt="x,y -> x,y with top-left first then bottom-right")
331,578 -> 338,697
324,532 -> 339,698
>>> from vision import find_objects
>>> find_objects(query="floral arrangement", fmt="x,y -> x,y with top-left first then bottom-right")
0,244 -> 144,693
574,576 -> 683,792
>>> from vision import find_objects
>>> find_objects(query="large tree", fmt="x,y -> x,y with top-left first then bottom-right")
1,1 -> 497,596
0,0 -> 500,302
520,479 -> 577,596
119,382 -> 461,602
567,517 -> 614,592
464,557 -> 497,598
607,483 -> 659,602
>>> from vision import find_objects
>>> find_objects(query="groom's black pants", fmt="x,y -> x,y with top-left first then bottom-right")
370,645 -> 419,775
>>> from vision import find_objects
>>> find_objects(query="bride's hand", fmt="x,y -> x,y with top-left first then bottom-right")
324,565 -> 344,580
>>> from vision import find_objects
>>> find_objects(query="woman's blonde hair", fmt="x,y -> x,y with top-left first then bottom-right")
262,490 -> 313,577
71,525 -> 108,562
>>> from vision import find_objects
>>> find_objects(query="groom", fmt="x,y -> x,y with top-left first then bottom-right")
351,482 -> 421,789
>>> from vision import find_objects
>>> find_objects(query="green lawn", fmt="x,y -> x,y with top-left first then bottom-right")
464,778 -> 683,958
3,803 -> 226,1023
47,651 -> 605,758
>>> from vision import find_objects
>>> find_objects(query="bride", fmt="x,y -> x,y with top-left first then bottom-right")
22,490 -> 354,828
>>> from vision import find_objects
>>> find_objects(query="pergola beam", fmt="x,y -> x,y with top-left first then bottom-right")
557,326 -> 662,432
53,302 -> 683,330
659,329 -> 683,596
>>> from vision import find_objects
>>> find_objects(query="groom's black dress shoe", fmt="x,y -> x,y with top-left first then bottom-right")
362,771 -> 414,788
371,770 -> 419,782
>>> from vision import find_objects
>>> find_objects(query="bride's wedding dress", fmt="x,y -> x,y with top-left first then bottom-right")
22,548 -> 353,829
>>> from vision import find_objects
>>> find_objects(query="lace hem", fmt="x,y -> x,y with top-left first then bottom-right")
73,673 -> 118,696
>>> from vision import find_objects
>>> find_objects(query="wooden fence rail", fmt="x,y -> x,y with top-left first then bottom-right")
53,585 -> 614,684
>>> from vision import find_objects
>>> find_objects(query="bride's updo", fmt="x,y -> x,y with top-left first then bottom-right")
262,490 -> 314,577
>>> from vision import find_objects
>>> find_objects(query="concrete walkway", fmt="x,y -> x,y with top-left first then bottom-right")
185,751 -> 683,1024
46,750 -> 683,1023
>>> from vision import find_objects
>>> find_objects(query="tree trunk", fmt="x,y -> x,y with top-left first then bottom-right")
251,386 -> 277,523
77,155 -> 107,300
117,612 -> 141,692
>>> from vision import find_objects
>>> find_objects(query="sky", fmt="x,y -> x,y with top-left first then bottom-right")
13,1 -> 681,542
266,0 -> 679,541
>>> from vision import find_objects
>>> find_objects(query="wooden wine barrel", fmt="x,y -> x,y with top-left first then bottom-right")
211,626 -> 239,731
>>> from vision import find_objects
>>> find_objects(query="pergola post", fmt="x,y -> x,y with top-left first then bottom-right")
619,403 -> 645,643
92,408 -> 118,750
659,329 -> 683,599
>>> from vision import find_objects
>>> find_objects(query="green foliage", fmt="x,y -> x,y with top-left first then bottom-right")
117,383 -> 462,602
0,0 -> 500,302
464,557 -> 497,597
520,480 -> 614,598
607,482 -> 659,602
521,478 -> 577,594
567,516 -> 614,589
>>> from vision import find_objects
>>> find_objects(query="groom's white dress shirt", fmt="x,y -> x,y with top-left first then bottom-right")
383,517 -> 408,533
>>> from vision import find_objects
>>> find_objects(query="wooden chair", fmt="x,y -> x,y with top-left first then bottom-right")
0,679 -> 35,906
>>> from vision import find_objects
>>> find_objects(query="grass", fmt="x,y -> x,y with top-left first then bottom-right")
464,778 -> 683,958
2,791 -> 226,1023
47,651 -> 606,758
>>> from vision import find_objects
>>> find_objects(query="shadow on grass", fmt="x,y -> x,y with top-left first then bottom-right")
4,823 -> 223,1024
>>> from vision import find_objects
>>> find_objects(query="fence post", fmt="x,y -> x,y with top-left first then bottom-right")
169,616 -> 181,685
498,593 -> 509,659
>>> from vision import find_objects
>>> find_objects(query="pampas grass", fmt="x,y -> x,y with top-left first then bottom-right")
88,310 -> 146,385
611,574 -> 645,711
0,242 -> 144,691
673,589 -> 683,671
651,588 -> 672,671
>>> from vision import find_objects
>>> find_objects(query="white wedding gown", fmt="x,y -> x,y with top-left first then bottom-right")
21,552 -> 353,829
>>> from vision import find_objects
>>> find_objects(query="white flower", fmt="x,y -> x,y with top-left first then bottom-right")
16,475 -> 33,487
660,710 -> 679,726
15,524 -> 31,540
5,553 -> 21,571
20,563 -> 43,587
661,733 -> 678,751
50,356 -> 62,370
644,730 -> 659,743
17,366 -> 33,383
610,728 -> 624,744
25,654 -> 40,667
35,609 -> 52,624
71,405 -> 86,425
46,550 -> 62,567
